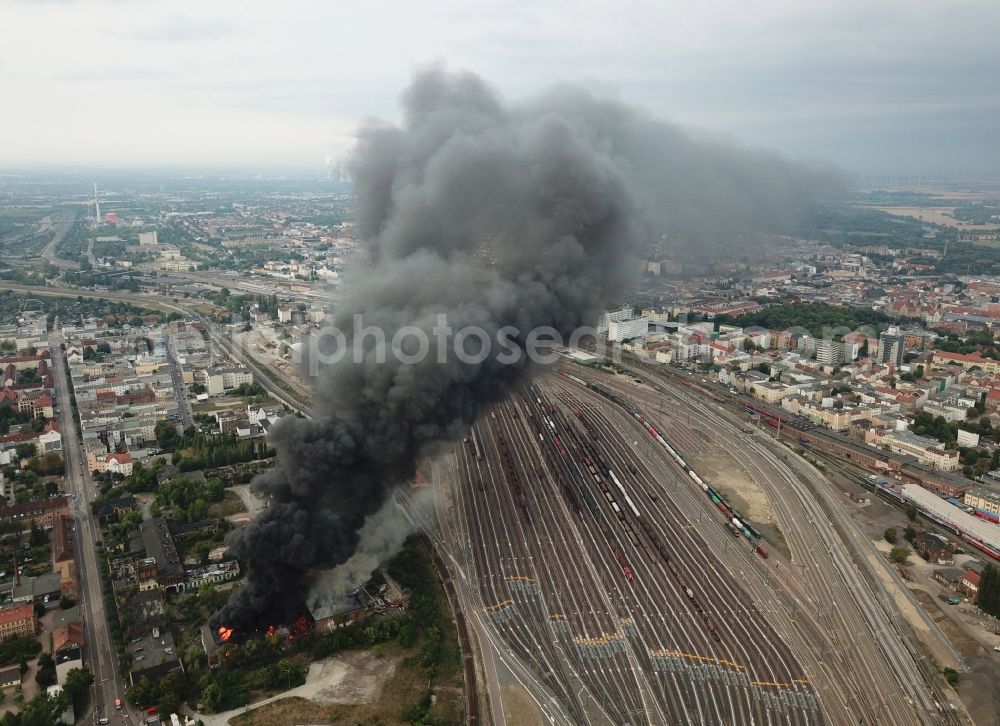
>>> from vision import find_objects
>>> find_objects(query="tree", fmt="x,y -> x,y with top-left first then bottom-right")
976,564 -> 1000,618
201,683 -> 222,712
906,503 -> 918,522
96,341 -> 111,355
18,691 -> 68,726
34,653 -> 55,688
943,667 -> 959,686
128,675 -> 158,707
62,667 -> 94,709
14,443 -> 36,461
197,581 -> 223,610
205,477 -> 225,502
156,668 -> 186,715
155,420 -> 181,451
889,546 -> 910,565
883,527 -> 898,545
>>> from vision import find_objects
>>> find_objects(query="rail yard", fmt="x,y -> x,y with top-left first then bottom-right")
431,363 -> 970,726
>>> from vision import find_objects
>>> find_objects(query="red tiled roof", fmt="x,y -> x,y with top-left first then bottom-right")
53,622 -> 84,652
0,603 -> 33,626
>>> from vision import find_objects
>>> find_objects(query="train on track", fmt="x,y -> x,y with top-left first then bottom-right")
557,370 -> 767,557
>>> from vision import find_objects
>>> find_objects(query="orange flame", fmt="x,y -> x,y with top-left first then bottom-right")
218,626 -> 234,642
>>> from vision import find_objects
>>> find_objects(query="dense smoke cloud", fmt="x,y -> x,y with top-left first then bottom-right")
213,68 -> 832,630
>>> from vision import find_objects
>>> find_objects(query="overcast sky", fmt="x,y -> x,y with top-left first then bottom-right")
2,0 -> 997,176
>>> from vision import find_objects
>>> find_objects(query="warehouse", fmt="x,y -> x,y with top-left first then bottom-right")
902,484 -> 1000,554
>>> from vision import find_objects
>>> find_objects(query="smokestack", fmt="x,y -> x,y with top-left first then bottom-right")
212,68 -> 834,630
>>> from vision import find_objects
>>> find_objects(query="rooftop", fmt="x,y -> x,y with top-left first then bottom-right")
139,518 -> 183,579
0,603 -> 33,625
128,630 -> 179,675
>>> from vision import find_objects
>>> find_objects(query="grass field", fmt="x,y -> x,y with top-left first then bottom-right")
872,206 -> 999,231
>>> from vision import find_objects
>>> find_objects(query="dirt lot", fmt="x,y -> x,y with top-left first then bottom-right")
688,446 -> 790,556
911,589 -> 1000,726
688,449 -> 775,526
225,636 -> 463,725
209,490 -> 247,518
500,683 -> 544,726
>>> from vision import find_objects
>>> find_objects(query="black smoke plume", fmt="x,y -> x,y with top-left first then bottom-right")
213,68 -> 832,630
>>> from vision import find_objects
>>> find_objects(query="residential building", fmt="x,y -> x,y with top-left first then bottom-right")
0,496 -> 69,531
961,570 -> 981,599
0,603 -> 37,639
815,339 -> 846,367
607,317 -> 649,343
879,329 -> 905,367
596,306 -> 634,335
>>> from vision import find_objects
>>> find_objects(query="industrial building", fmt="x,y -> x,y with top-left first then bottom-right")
902,484 -> 1000,554
965,487 -> 1000,520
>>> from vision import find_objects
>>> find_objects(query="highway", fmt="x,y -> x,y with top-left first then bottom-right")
49,324 -> 136,724
40,209 -> 79,270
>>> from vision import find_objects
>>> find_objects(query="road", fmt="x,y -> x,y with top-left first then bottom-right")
40,210 -> 80,270
165,331 -> 193,429
49,323 -> 137,724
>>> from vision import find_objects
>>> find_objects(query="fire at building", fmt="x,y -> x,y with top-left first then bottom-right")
201,572 -> 408,667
